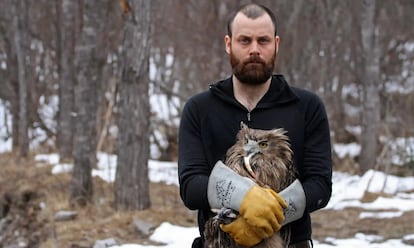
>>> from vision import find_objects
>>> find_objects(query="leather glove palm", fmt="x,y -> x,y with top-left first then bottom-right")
239,185 -> 287,238
220,215 -> 262,247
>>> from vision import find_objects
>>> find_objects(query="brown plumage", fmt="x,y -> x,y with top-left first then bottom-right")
204,122 -> 296,248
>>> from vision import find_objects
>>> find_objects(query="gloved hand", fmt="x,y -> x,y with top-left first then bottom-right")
240,185 -> 287,237
220,215 -> 262,247
208,161 -> 288,239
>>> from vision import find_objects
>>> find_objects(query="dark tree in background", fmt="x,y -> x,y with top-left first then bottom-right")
57,0 -> 78,162
70,0 -> 107,206
12,0 -> 29,158
114,0 -> 151,210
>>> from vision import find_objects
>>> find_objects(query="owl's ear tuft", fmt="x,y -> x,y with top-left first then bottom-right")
272,128 -> 287,136
240,121 -> 248,130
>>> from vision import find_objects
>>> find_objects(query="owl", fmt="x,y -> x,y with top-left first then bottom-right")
204,122 -> 297,248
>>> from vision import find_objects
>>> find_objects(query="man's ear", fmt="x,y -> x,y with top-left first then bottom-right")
275,35 -> 280,55
224,35 -> 231,54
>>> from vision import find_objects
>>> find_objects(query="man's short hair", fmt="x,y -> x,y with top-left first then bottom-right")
227,3 -> 278,37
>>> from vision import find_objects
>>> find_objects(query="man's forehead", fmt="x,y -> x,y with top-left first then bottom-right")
231,12 -> 275,37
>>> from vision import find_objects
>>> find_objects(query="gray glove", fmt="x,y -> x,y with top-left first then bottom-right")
207,160 -> 255,211
280,179 -> 306,225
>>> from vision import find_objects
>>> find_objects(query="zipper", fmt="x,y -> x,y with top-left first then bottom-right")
247,112 -> 251,122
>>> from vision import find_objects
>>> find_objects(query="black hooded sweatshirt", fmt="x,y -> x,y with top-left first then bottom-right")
178,74 -> 332,246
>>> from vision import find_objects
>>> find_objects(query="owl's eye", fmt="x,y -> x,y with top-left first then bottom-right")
244,138 -> 249,144
258,141 -> 268,148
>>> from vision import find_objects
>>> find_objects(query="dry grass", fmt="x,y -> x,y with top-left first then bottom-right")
0,152 -> 196,248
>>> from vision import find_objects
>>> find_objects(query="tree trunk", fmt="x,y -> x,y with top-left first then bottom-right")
359,0 -> 381,173
57,0 -> 77,161
13,0 -> 29,158
115,0 -> 151,211
70,0 -> 106,206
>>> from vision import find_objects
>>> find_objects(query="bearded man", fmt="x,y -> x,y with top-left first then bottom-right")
178,3 -> 332,248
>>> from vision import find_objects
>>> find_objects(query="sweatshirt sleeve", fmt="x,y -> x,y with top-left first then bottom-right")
301,94 -> 333,212
178,98 -> 211,211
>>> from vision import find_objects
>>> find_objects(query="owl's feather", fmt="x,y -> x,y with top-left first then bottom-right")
204,122 -> 296,248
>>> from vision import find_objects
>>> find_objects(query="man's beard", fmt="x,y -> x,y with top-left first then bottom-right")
230,52 -> 276,85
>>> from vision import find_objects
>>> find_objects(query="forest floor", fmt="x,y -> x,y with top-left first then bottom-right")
0,152 -> 413,248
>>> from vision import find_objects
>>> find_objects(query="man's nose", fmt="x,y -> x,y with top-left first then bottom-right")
249,41 -> 260,55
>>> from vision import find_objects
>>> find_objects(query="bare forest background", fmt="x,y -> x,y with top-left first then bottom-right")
1,0 -> 414,213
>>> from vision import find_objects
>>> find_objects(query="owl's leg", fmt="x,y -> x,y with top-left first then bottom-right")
212,207 -> 238,225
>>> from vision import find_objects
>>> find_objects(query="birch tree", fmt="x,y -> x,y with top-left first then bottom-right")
0,4 -> 19,151
359,0 -> 381,173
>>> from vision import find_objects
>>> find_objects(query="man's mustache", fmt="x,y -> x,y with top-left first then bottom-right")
244,55 -> 265,65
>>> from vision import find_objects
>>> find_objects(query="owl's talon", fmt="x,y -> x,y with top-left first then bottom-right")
213,208 -> 238,224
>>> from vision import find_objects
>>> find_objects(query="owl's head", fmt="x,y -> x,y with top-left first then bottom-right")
236,122 -> 292,164
225,122 -> 295,189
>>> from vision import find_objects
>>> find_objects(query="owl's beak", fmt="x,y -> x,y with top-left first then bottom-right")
243,154 -> 257,181
243,142 -> 260,156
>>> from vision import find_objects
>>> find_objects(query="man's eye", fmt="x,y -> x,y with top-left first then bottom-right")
239,38 -> 250,44
258,38 -> 270,44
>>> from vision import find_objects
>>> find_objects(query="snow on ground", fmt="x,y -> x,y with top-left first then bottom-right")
31,152 -> 414,248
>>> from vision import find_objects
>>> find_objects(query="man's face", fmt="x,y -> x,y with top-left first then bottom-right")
225,13 -> 279,85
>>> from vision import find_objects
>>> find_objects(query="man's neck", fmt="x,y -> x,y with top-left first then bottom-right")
232,75 -> 271,112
